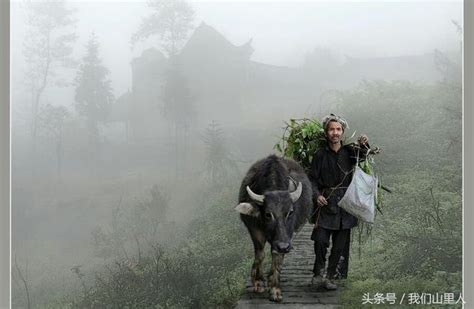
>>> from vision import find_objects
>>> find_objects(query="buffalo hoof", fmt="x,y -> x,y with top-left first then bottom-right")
253,280 -> 265,293
269,287 -> 282,302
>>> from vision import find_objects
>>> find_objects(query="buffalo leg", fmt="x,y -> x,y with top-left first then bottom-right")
250,230 -> 266,293
268,252 -> 284,302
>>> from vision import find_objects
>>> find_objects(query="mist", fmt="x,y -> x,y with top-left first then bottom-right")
10,0 -> 463,307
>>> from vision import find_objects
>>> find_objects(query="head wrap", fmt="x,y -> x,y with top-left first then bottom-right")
322,113 -> 349,131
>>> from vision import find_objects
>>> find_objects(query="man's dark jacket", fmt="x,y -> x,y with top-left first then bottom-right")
308,142 -> 369,230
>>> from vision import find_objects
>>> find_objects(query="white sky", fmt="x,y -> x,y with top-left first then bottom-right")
11,0 -> 463,99
192,1 -> 462,63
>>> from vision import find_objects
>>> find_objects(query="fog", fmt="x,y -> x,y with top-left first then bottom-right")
11,1 -> 462,98
10,0 -> 462,307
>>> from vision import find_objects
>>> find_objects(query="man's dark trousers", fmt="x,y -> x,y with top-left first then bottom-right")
337,230 -> 351,279
312,226 -> 350,279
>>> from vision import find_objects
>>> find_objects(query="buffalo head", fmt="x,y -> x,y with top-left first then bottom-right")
235,181 -> 303,254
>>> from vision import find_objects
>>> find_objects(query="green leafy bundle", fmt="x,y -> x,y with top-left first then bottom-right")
273,118 -> 326,171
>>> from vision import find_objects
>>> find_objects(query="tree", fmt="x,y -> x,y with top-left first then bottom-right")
161,64 -> 194,130
37,103 -> 69,179
160,62 -> 196,177
22,0 -> 77,176
129,184 -> 170,259
91,186 -> 170,262
433,20 -> 462,155
74,33 -> 114,161
13,254 -> 31,309
201,121 -> 238,185
131,0 -> 195,57
132,0 -> 196,177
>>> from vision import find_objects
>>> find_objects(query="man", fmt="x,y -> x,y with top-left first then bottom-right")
309,114 -> 369,290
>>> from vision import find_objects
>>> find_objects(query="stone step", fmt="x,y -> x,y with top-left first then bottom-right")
236,224 -> 342,308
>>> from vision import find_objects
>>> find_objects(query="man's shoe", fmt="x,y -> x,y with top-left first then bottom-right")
311,275 -> 324,287
323,278 -> 338,290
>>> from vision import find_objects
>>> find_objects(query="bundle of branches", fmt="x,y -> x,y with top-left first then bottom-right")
274,118 -> 389,214
273,118 -> 326,171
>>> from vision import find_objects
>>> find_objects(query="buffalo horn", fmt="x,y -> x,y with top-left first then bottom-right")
246,186 -> 265,203
289,181 -> 303,202
288,179 -> 296,191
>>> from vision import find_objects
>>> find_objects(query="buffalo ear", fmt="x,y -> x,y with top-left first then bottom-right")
235,202 -> 260,217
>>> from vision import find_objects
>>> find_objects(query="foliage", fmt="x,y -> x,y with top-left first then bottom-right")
71,185 -> 251,308
131,0 -> 195,57
201,121 -> 239,185
326,80 -> 459,173
23,0 -> 77,87
37,104 -> 70,177
132,184 -> 170,231
161,61 -> 196,177
37,104 -> 70,139
22,0 -> 77,177
90,207 -> 129,261
331,78 -> 462,306
74,32 -> 114,137
91,185 -> 170,262
363,169 -> 462,279
161,63 -> 195,128
273,118 -> 326,171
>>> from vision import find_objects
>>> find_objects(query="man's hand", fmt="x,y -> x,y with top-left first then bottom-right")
358,134 -> 369,146
317,195 -> 328,207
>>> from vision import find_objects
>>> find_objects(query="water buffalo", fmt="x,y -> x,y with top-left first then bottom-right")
235,154 -> 313,302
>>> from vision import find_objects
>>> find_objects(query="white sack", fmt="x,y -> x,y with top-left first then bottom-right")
338,166 -> 378,223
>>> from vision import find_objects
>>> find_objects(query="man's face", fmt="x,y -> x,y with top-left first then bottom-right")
326,121 -> 344,144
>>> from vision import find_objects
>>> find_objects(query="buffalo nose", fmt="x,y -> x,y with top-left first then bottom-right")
276,242 -> 291,253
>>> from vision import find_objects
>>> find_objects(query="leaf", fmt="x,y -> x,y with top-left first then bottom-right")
274,143 -> 282,153
301,129 -> 307,139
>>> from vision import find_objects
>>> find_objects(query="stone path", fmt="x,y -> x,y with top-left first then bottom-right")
235,224 -> 341,308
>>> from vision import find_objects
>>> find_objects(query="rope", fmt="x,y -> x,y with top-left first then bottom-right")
310,143 -> 371,227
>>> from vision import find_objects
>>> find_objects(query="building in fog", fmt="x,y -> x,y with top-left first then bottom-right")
112,22 -> 445,141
